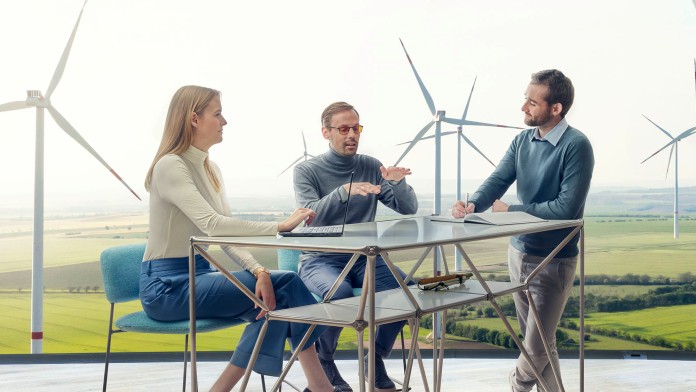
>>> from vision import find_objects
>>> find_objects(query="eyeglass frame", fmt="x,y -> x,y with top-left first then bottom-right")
328,124 -> 364,135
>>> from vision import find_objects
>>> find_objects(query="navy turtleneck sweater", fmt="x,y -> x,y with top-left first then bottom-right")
293,148 -> 419,260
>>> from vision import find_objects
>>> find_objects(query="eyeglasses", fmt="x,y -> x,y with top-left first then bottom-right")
329,125 -> 363,135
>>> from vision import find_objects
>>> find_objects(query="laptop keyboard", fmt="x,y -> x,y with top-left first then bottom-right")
295,225 -> 342,233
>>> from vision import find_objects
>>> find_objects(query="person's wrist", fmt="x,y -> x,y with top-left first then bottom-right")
277,221 -> 291,232
252,266 -> 270,279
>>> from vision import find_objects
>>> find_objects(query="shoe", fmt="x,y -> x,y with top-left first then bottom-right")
319,358 -> 353,392
364,353 -> 396,392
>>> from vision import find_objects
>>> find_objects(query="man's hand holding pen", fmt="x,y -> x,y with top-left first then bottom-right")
452,193 -> 475,218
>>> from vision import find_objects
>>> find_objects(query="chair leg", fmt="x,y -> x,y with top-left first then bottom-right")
183,334 -> 189,392
103,303 -> 116,392
261,374 -> 266,392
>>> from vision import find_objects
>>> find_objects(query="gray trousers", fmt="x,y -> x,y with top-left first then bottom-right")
508,245 -> 577,392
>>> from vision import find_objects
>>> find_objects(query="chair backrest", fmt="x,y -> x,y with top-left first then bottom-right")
277,249 -> 302,273
100,243 -> 147,304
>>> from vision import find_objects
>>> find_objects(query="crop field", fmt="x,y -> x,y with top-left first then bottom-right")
572,304 -> 696,344
0,213 -> 694,354
0,293 -> 422,354
452,317 -> 669,351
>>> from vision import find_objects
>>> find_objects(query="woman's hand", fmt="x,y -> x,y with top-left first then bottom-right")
254,272 -> 276,320
278,208 -> 316,232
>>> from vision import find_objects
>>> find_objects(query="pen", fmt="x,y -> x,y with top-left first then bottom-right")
465,192 -> 469,216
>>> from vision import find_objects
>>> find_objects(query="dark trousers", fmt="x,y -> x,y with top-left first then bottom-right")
299,253 -> 409,360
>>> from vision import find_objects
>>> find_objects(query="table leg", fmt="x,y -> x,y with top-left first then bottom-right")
366,254 -> 376,392
580,225 -> 585,392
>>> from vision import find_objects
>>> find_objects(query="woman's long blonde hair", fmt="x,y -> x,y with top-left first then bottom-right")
145,85 -> 222,192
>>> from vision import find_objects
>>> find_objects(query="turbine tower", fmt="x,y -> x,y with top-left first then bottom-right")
640,115 -> 696,239
395,39 -> 520,271
278,131 -> 315,176
0,0 -> 140,353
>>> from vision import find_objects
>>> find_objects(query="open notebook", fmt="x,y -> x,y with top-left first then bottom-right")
430,211 -> 546,226
278,172 -> 354,237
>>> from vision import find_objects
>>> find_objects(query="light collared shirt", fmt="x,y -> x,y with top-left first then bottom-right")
531,117 -> 569,146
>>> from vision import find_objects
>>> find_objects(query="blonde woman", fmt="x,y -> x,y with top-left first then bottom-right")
141,85 -> 338,392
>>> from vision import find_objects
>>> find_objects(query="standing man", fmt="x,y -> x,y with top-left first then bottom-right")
452,70 -> 594,392
294,101 -> 419,392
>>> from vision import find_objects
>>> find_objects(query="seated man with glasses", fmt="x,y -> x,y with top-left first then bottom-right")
292,101 -> 419,392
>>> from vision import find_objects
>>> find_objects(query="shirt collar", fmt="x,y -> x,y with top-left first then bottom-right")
530,117 -> 569,146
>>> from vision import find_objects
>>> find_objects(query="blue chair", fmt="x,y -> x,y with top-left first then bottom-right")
100,243 -> 246,392
277,249 -> 362,300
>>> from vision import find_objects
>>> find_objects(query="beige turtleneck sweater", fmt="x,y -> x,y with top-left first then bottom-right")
143,146 -> 278,271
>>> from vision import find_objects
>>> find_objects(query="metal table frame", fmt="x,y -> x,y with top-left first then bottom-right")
187,217 -> 585,392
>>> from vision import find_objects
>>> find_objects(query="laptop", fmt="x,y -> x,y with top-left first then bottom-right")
278,172 -> 354,237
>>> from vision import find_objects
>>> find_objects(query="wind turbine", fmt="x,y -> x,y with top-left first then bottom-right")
395,39 -> 521,272
396,75 -> 522,207
0,0 -> 140,353
640,115 -> 696,239
278,131 -> 315,176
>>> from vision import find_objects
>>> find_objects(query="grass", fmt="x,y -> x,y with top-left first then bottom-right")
451,317 -> 670,351
570,285 -> 663,297
0,293 -> 424,354
1,214 -> 695,354
571,304 -> 696,344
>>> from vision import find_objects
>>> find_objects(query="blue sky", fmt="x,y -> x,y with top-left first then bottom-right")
1,0 -> 695,210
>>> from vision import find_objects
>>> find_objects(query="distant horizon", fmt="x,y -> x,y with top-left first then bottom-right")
2,178 -> 695,216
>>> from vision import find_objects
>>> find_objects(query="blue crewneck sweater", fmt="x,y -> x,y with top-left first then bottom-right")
470,123 -> 594,257
293,147 -> 419,261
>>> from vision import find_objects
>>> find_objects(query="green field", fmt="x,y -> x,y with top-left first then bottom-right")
451,317 -> 670,351
0,293 -> 423,354
1,213 -> 695,354
571,304 -> 696,344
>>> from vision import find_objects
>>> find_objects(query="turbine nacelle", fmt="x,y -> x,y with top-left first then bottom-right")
26,90 -> 46,107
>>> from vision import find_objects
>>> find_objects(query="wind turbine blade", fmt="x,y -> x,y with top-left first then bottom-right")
396,130 -> 458,145
640,138 -> 679,164
399,39 -> 436,116
393,120 -> 434,166
46,105 -> 141,200
302,131 -> 308,152
665,144 -> 675,179
45,0 -> 88,99
278,156 -> 304,176
442,116 -> 523,129
642,115 -> 674,140
460,133 -> 496,167
675,126 -> 696,140
0,101 -> 29,112
461,76 -> 477,121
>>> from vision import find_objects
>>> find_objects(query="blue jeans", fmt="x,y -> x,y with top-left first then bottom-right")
140,255 -> 325,376
299,253 -> 410,360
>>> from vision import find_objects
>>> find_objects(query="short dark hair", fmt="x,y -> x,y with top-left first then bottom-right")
321,102 -> 359,129
530,69 -> 574,118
